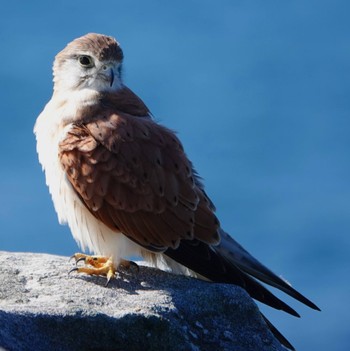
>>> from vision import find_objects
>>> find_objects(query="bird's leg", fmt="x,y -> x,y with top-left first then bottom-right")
69,253 -> 139,285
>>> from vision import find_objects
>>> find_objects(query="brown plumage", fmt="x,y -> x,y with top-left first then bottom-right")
59,99 -> 220,250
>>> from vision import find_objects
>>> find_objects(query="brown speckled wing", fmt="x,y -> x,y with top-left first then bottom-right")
59,89 -> 220,251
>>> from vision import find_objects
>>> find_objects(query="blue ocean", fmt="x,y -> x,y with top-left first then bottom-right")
1,1 -> 349,350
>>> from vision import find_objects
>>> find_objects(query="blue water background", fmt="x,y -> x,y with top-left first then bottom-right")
0,1 -> 349,350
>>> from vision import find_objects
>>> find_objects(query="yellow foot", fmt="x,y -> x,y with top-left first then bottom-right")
69,253 -> 139,286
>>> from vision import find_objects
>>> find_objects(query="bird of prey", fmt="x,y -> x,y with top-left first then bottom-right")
34,33 -> 319,350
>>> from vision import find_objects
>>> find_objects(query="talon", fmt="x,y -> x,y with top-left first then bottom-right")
106,269 -> 115,287
68,267 -> 79,275
70,253 -> 88,264
76,257 -> 86,265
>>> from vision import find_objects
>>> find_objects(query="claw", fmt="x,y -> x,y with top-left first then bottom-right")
69,253 -> 84,264
68,267 -> 79,275
76,257 -> 86,265
105,271 -> 114,287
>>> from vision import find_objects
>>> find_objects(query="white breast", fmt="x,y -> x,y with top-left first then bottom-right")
34,94 -> 142,265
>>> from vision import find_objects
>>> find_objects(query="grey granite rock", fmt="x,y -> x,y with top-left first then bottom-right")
0,251 -> 284,351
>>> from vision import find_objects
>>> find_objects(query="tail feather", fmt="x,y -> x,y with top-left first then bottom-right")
217,229 -> 320,311
165,239 -> 300,316
261,313 -> 295,351
164,228 -> 320,350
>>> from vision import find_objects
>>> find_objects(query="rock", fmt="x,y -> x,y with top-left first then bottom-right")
0,251 -> 284,351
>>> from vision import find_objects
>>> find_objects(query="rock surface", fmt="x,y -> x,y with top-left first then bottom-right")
0,251 -> 284,351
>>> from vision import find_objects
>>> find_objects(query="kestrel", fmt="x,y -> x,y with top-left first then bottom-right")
34,33 -> 319,350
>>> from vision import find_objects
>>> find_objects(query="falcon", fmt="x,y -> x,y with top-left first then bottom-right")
34,33 -> 319,350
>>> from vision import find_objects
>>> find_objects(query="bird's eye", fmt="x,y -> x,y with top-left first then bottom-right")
78,55 -> 94,68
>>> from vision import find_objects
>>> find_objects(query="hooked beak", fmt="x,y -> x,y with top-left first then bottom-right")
109,68 -> 114,87
99,66 -> 115,87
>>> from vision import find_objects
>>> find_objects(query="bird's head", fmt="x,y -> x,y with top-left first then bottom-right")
53,33 -> 124,94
